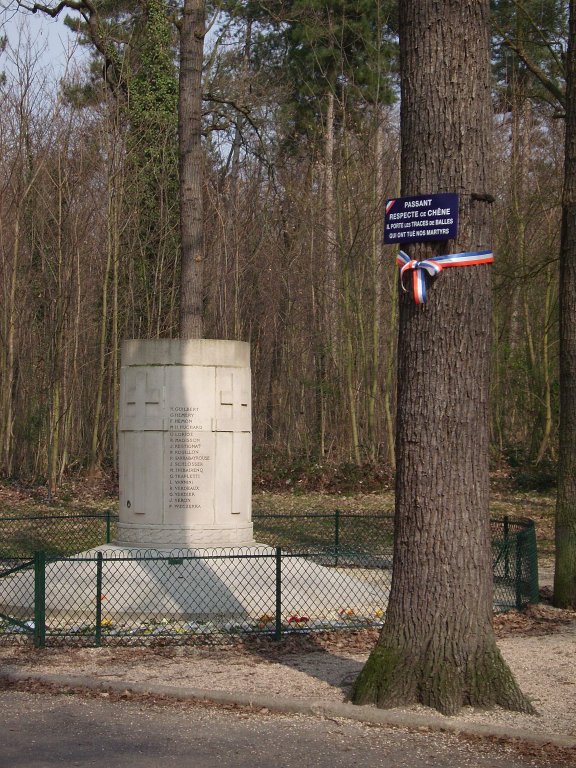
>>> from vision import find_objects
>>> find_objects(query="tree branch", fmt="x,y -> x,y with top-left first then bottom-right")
500,34 -> 566,109
511,0 -> 565,74
16,0 -> 127,96
203,92 -> 258,127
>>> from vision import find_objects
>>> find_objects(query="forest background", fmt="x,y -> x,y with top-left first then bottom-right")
0,0 -> 566,496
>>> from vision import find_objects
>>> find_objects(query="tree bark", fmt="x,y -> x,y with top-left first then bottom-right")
555,0 -> 576,608
179,0 -> 205,339
352,0 -> 533,715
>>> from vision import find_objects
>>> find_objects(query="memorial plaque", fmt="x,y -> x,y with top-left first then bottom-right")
384,192 -> 459,244
164,366 -> 214,431
164,428 -> 215,523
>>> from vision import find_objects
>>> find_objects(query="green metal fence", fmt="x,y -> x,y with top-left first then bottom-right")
254,512 -> 540,609
254,511 -> 394,567
0,511 -> 116,560
0,510 -> 539,647
491,515 -> 540,610
0,546 -> 392,647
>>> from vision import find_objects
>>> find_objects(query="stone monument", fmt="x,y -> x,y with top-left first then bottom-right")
0,338 -> 391,628
116,339 -> 254,548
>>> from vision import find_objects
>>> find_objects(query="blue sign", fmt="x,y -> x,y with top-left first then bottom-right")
384,193 -> 459,244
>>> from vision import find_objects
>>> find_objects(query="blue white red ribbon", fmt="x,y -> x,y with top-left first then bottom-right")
397,250 -> 493,304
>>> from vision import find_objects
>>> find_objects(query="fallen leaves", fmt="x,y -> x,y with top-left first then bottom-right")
493,604 -> 576,639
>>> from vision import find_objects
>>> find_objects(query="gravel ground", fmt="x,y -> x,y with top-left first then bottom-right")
1,555 -> 574,768
0,602 -> 575,743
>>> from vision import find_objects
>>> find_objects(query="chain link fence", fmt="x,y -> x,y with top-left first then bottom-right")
0,510 -> 538,647
0,511 -> 115,561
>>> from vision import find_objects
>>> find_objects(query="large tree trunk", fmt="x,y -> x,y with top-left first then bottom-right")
555,0 -> 576,608
179,0 -> 205,339
352,0 -> 533,715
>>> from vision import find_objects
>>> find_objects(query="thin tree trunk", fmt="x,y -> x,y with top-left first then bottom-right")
308,164 -> 326,459
383,160 -> 400,471
112,212 -> 120,474
535,265 -> 553,464
90,178 -> 114,472
324,90 -> 338,354
342,259 -> 361,465
2,216 -> 20,476
47,154 -> 66,496
367,118 -> 384,464
383,264 -> 397,470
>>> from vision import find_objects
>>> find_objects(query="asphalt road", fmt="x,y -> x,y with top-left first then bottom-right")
0,689 -> 568,768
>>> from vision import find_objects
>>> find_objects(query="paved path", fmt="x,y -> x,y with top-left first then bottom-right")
0,688 -> 570,768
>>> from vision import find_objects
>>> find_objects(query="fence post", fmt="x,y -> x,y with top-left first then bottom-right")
95,552 -> 103,646
527,521 -> 540,604
33,551 -> 46,649
334,509 -> 340,566
275,547 -> 282,641
503,515 -> 510,580
515,530 -> 524,611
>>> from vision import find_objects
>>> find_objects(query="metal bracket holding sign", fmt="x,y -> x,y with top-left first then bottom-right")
384,193 -> 459,244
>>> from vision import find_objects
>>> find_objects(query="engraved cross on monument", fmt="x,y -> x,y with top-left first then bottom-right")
215,371 -> 250,432
125,371 -> 163,430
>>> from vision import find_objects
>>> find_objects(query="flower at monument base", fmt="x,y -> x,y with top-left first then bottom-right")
374,608 -> 384,618
287,615 -> 309,624
257,613 -> 275,627
338,607 -> 355,618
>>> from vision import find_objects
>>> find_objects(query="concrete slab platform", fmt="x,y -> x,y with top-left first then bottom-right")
0,545 -> 390,627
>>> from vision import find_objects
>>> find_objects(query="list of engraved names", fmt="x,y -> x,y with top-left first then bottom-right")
167,407 -> 211,509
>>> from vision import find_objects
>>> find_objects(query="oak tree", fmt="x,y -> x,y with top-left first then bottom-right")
352,0 -> 533,715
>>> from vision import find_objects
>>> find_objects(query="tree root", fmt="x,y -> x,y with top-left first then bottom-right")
351,638 -> 536,716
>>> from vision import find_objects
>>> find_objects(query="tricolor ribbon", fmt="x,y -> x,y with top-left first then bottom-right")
397,249 -> 494,304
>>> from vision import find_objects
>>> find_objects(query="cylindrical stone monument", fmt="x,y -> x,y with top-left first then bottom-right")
116,339 -> 254,548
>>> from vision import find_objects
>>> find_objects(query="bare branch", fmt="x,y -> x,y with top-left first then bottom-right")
17,0 -> 90,18
16,0 -> 127,96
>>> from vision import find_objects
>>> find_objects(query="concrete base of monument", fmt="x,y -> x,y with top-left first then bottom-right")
114,522 -> 256,549
0,545 -> 390,630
